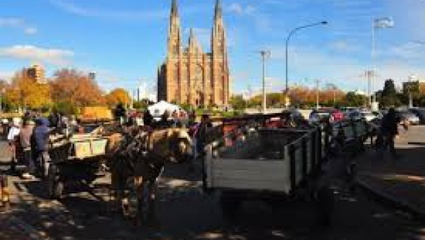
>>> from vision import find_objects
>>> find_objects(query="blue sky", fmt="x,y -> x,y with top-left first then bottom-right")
0,0 -> 424,96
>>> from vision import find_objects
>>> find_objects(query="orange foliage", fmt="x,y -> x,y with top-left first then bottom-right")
50,69 -> 105,107
105,88 -> 131,107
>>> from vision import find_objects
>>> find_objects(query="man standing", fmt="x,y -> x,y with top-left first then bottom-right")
114,103 -> 127,126
19,120 -> 35,179
194,114 -> 213,158
381,108 -> 399,158
7,118 -> 21,172
34,118 -> 51,178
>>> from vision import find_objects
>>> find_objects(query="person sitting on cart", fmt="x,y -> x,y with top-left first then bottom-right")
33,118 -> 52,178
19,119 -> 36,179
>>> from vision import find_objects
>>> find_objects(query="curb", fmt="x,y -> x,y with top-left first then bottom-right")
356,178 -> 425,222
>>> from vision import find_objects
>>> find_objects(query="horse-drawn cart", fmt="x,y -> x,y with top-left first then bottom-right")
48,131 -> 109,199
203,126 -> 330,217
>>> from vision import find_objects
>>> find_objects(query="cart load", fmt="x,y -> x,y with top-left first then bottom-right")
47,126 -> 109,199
204,127 -> 324,195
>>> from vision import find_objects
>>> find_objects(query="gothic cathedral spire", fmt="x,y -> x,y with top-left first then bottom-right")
212,0 -> 225,57
168,0 -> 181,57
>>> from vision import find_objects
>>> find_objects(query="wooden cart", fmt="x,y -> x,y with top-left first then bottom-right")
48,132 -> 109,199
203,126 -> 327,217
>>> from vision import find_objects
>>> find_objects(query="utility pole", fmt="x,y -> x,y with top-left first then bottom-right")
260,50 -> 271,114
316,79 -> 320,109
365,70 -> 375,107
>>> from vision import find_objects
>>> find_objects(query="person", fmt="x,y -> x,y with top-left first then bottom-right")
381,108 -> 399,158
114,103 -> 127,125
171,110 -> 179,127
48,110 -> 61,129
156,111 -> 171,129
33,118 -> 51,178
309,109 -> 319,124
143,109 -> 154,127
7,118 -> 21,172
19,119 -> 36,179
194,114 -> 213,157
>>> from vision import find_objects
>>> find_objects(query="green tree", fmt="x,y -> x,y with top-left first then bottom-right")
381,79 -> 401,107
229,95 -> 247,110
345,91 -> 367,107
402,81 -> 420,106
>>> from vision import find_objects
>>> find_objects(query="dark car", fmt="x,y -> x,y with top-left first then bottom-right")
409,108 -> 425,124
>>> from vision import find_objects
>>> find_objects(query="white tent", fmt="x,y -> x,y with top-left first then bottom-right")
148,100 -> 181,117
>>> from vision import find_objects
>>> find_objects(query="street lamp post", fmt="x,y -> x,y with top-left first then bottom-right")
285,21 -> 328,95
371,17 -> 394,108
408,75 -> 415,108
315,79 -> 320,109
260,50 -> 271,114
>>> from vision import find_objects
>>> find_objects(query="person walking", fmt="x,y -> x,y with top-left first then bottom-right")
33,118 -> 51,178
381,108 -> 399,158
114,103 -> 127,126
7,118 -> 21,172
19,119 -> 36,179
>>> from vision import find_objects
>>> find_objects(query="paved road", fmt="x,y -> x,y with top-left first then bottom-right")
0,138 -> 424,240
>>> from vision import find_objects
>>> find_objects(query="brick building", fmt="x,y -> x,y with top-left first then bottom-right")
157,0 -> 230,107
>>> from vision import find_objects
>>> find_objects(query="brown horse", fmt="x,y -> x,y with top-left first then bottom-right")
106,127 -> 193,225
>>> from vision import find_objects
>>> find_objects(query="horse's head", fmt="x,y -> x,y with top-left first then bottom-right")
167,128 -> 193,163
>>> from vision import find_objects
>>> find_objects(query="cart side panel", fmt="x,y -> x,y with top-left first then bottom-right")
91,139 -> 108,156
293,141 -> 304,185
74,141 -> 92,158
207,159 -> 291,194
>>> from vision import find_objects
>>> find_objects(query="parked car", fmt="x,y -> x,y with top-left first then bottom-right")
408,108 -> 425,124
396,110 -> 420,125
317,108 -> 345,122
346,110 -> 378,122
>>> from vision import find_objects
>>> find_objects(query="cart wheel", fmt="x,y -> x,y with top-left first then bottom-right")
48,164 -> 63,199
220,191 -> 240,219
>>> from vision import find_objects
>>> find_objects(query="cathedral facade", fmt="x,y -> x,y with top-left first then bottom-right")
157,0 -> 230,107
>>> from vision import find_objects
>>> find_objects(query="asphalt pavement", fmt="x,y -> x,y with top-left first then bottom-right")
0,136 -> 424,240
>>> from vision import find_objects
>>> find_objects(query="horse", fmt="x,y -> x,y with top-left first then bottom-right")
105,127 -> 193,225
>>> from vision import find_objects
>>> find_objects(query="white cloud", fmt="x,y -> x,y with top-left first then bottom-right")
47,0 -> 168,21
24,27 -> 38,35
0,71 -> 14,81
227,3 -> 256,15
0,17 -> 38,35
329,40 -> 359,52
384,42 -> 425,60
0,18 -> 24,27
0,45 -> 74,66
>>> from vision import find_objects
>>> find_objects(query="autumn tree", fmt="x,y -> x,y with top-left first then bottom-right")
4,71 -> 51,110
105,88 -> 131,107
50,69 -> 105,107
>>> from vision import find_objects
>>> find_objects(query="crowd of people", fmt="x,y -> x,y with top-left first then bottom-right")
0,103 -> 214,180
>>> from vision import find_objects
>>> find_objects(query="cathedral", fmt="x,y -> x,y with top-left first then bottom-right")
157,0 -> 230,107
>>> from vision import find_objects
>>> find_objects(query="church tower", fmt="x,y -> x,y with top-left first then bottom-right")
158,0 -> 230,107
212,0 -> 229,105
168,0 -> 181,57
